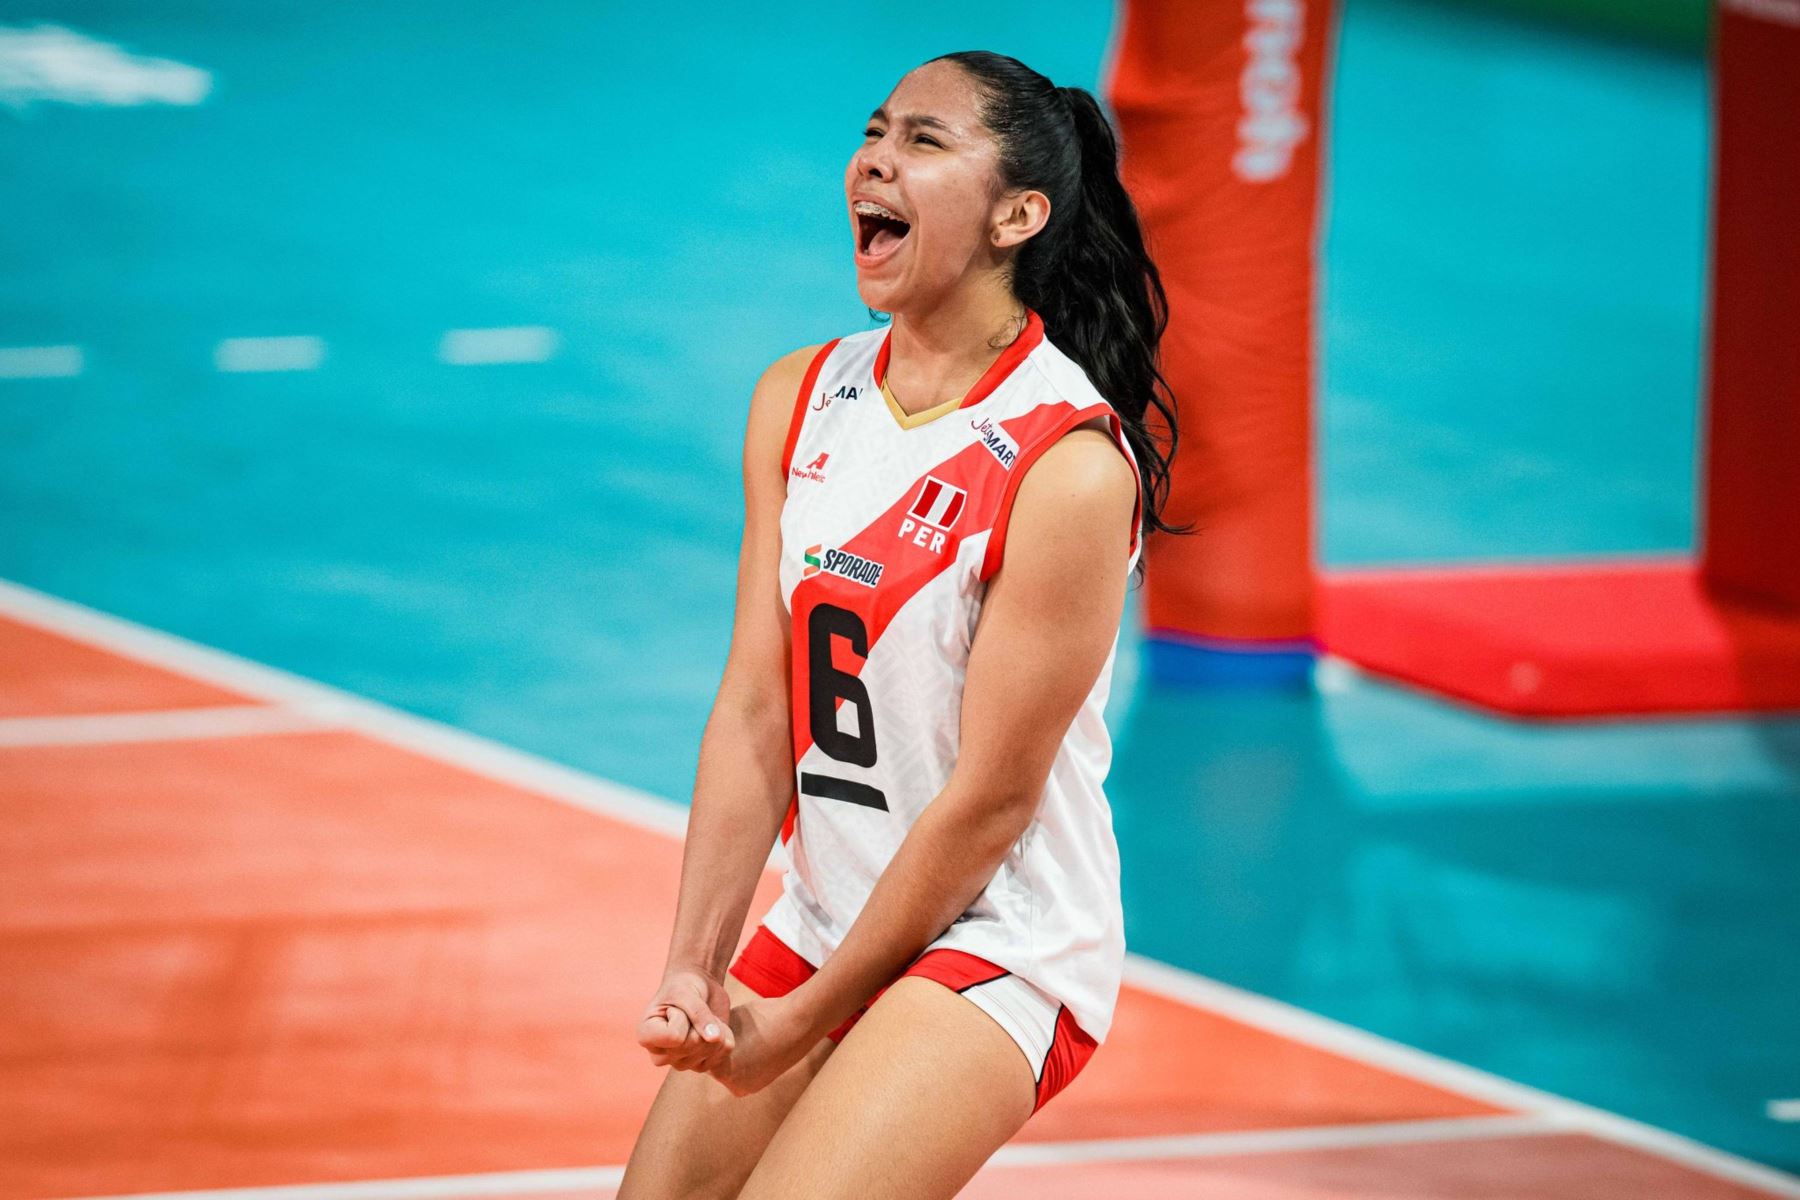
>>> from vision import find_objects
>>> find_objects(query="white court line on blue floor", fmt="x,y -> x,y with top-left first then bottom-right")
1770,1100 -> 1800,1122
214,336 -> 326,373
0,577 -> 1795,1199
0,344 -> 84,378
0,24 -> 211,109
438,326 -> 559,365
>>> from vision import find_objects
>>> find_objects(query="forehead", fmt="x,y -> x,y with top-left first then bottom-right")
877,61 -> 990,141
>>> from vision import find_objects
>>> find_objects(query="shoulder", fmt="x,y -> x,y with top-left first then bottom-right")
741,342 -> 826,483
752,342 -> 830,411
745,333 -> 874,480
1022,331 -> 1109,411
1018,333 -> 1138,516
747,327 -> 884,420
1014,337 -> 1135,508
985,423 -> 1137,603
1017,424 -> 1138,519
1000,338 -> 1137,572
981,423 -> 1136,589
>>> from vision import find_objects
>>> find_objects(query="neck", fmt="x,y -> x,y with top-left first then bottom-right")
884,281 -> 1027,415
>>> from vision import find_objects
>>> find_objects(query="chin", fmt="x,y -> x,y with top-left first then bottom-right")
855,278 -> 903,314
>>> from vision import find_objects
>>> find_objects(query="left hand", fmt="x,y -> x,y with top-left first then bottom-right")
706,993 -> 818,1097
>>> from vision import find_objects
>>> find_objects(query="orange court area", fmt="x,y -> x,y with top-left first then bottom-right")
1,594 -> 1791,1200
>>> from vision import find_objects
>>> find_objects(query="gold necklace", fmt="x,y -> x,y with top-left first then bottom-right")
880,309 -> 1027,414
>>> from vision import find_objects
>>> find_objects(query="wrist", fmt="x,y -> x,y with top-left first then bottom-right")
783,976 -> 849,1043
663,954 -> 727,982
665,913 -> 747,981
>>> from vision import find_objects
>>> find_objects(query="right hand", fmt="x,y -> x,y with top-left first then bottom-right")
636,965 -> 737,1072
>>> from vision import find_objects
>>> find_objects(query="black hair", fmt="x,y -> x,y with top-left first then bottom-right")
923,49 -> 1188,555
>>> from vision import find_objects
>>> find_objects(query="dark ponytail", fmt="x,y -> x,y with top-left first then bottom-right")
928,50 -> 1187,552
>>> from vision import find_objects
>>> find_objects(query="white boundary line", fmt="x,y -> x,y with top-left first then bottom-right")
0,579 -> 687,840
0,343 -> 84,378
1120,956 -> 1800,1197
1,577 -> 1795,1199
60,1115 -> 1568,1200
213,336 -> 326,373
61,1168 -> 625,1200
0,704 -> 339,747
986,1111 -> 1564,1166
437,326 -> 559,366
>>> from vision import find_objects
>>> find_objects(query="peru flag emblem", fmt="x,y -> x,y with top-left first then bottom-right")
908,476 -> 967,531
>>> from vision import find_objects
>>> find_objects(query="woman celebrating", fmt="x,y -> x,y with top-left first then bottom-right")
620,49 -> 1179,1200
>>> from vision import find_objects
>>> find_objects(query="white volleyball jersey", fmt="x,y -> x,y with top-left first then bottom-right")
760,307 -> 1142,1043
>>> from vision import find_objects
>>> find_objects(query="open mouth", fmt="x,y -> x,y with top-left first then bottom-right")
854,202 -> 912,260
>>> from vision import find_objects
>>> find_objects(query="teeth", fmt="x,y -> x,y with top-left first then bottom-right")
854,200 -> 907,223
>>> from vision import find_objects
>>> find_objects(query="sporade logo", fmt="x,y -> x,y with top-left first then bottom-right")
803,543 -> 885,587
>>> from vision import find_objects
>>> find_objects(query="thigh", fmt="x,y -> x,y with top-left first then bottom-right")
616,972 -> 838,1200
735,975 -> 1037,1200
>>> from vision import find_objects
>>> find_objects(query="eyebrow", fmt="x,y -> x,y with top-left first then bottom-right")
867,106 -> 955,135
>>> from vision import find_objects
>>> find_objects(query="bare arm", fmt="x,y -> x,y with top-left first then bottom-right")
636,342 -> 821,1069
781,422 -> 1139,1046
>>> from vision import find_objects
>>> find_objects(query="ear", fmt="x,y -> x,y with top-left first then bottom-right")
990,188 -> 1051,250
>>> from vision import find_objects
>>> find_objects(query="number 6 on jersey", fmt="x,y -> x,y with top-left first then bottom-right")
799,602 -> 888,811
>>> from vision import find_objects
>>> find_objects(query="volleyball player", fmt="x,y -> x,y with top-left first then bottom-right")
619,49 -> 1181,1200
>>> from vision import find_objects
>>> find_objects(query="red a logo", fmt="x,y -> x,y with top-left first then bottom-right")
805,452 -> 830,471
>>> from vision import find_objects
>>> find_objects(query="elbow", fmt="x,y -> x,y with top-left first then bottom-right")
711,681 -> 789,738
940,781 -> 1042,861
700,690 -> 792,781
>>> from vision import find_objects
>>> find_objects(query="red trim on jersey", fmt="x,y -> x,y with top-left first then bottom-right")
1103,408 -> 1146,560
728,923 -> 1013,1044
779,785 -> 800,845
980,402 -> 1141,581
1033,1003 -> 1099,1114
872,308 -> 1045,411
781,339 -> 841,478
776,339 -> 840,848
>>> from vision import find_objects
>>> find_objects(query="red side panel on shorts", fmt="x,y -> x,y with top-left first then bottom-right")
727,924 -> 814,1000
728,926 -> 1023,1046
902,947 -> 1011,993
728,924 -> 863,1041
1034,1004 -> 1099,1114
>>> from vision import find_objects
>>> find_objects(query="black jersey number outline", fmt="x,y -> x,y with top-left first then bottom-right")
799,602 -> 888,811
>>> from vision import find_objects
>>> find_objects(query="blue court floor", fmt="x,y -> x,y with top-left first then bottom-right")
3,0 -> 1795,1177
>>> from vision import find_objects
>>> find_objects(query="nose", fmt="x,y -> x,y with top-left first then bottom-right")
856,136 -> 895,181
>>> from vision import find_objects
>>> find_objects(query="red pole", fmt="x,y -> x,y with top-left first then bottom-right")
1107,0 -> 1336,684
1701,0 -> 1800,614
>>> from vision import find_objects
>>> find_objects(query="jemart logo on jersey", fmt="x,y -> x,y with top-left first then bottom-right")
971,416 -> 1018,468
803,543 -> 885,587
